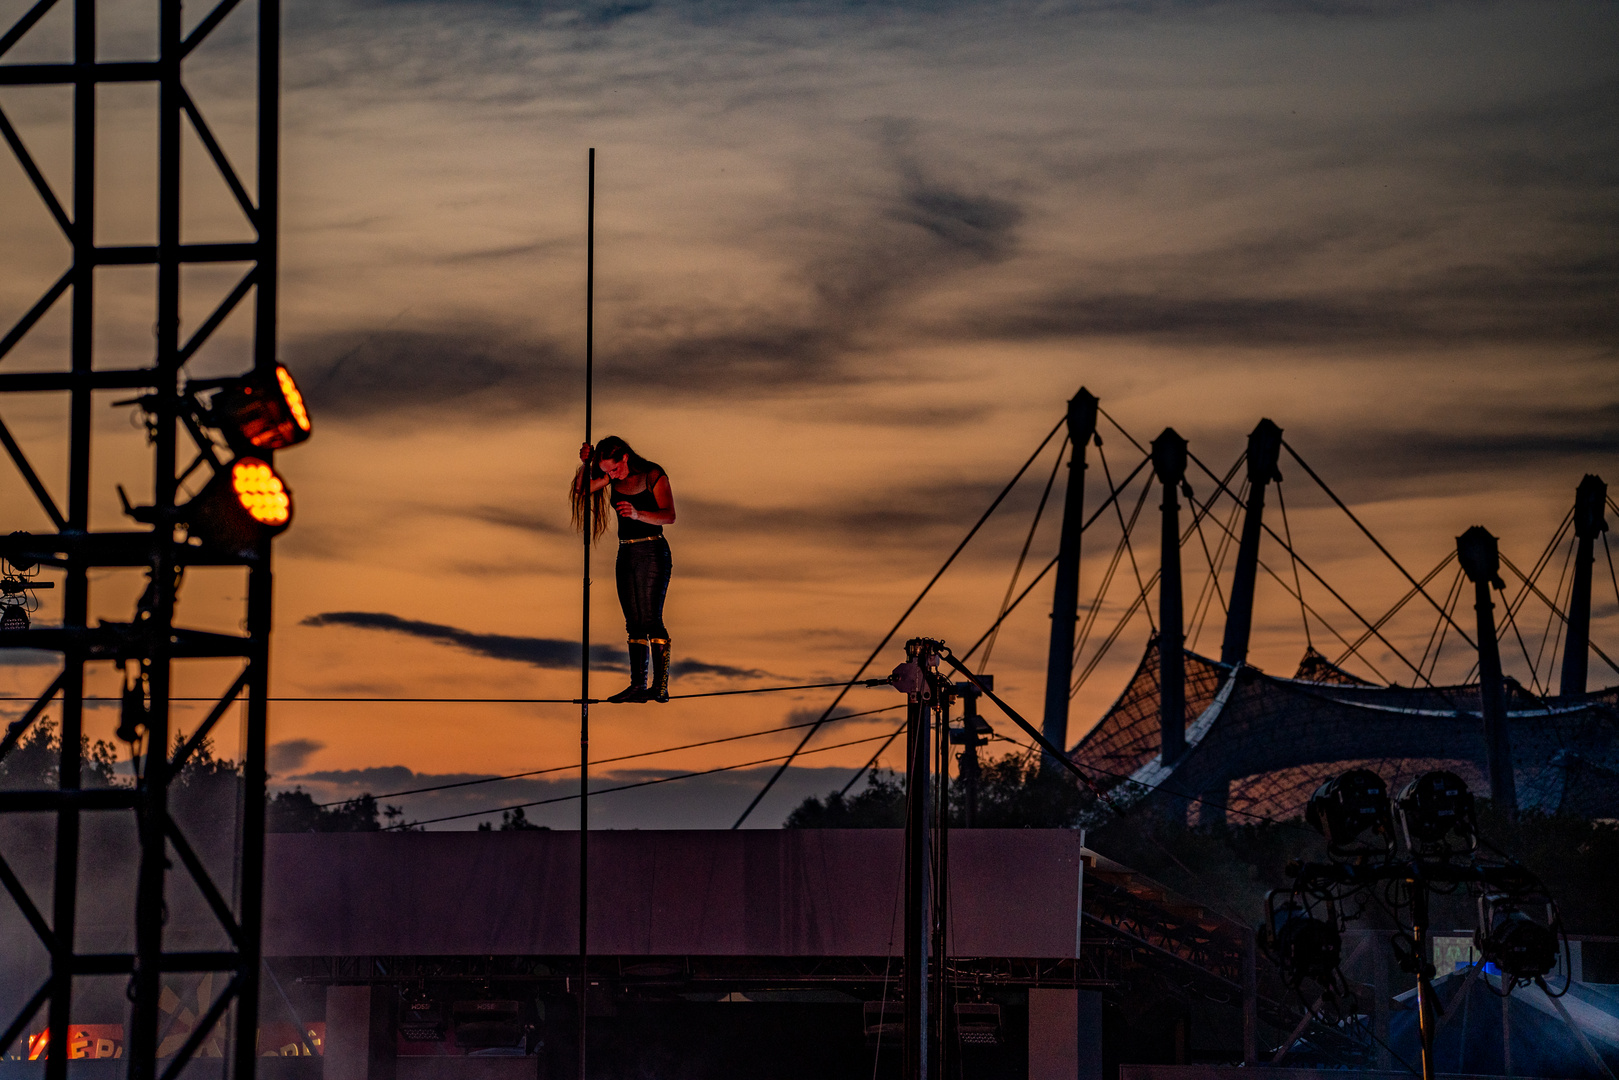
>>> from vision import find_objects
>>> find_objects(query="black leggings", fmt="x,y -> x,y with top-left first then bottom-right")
616,537 -> 671,641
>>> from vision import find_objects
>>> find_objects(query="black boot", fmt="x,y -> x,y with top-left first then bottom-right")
650,640 -> 671,703
607,641 -> 649,703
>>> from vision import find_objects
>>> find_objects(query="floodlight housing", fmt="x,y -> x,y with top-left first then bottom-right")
1306,769 -> 1395,855
1395,770 -> 1477,854
185,457 -> 293,556
0,603 -> 27,631
209,364 -> 311,451
1476,895 -> 1559,980
1263,896 -> 1342,985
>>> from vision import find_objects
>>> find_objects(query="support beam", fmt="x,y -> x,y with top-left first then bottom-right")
1041,388 -> 1099,768
1559,474 -> 1607,697
1220,419 -> 1283,668
902,639 -> 935,1080
1458,526 -> 1516,815
1152,429 -> 1189,766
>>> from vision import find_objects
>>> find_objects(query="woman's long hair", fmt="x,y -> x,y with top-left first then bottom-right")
570,435 -> 659,544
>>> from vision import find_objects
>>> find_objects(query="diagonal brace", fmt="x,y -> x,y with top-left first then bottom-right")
0,103 -> 71,235
171,669 -> 249,772
0,0 -> 60,62
0,850 -> 56,951
157,973 -> 240,1080
179,88 -> 258,229
178,264 -> 257,365
0,979 -> 50,1059
179,0 -> 244,58
0,670 -> 66,764
164,818 -> 241,946
0,268 -> 71,366
0,412 -> 68,531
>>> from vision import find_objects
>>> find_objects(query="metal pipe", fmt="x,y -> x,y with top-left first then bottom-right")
1220,420 -> 1283,668
1041,389 -> 1098,768
1152,429 -> 1189,766
903,639 -> 934,1080
1559,475 -> 1607,697
579,147 -> 595,1080
1458,526 -> 1516,815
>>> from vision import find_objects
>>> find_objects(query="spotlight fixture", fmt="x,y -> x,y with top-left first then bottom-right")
0,602 -> 27,632
399,996 -> 446,1043
1476,894 -> 1560,981
1395,770 -> 1476,854
206,364 -> 312,451
1306,769 -> 1395,856
1262,895 -> 1342,986
185,457 -> 293,556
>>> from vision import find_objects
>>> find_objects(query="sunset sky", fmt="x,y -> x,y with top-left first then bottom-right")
1,0 -> 1615,829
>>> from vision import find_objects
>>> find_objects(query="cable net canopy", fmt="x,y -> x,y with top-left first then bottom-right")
1068,641 -> 1619,823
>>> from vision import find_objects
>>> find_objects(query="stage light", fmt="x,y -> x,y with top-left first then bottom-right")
1306,769 -> 1394,855
1395,770 -> 1476,853
1476,895 -> 1559,980
955,1003 -> 1003,1047
185,457 -> 293,556
399,997 -> 446,1043
208,364 -> 312,451
0,602 -> 27,632
1263,896 -> 1342,985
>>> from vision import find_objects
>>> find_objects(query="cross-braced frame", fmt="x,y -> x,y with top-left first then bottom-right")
0,1 -> 280,1078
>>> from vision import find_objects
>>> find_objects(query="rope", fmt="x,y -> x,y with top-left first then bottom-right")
384,725 -> 906,831
980,435 -> 1067,673
729,414 -> 1070,829
315,703 -> 905,806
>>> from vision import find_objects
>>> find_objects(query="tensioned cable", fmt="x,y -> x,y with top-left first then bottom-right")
1186,482 -> 1239,651
1416,566 -> 1464,681
1330,551 -> 1455,671
1498,589 -> 1549,699
1071,449 -> 1144,666
729,414 -> 1069,830
1500,552 -> 1619,677
386,725 -> 905,831
1283,441 -> 1476,650
980,435 -> 1068,673
1069,474 -> 1160,697
314,702 -> 906,806
1533,540 -> 1575,688
1178,458 -> 1392,683
839,452 -> 1155,797
1104,440 -> 1156,634
0,680 -> 879,707
1275,480 -> 1312,652
1193,452 -> 1427,685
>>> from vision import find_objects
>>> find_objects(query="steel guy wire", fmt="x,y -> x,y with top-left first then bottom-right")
314,702 -> 906,806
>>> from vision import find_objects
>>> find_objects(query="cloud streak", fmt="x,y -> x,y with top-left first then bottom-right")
300,610 -> 772,679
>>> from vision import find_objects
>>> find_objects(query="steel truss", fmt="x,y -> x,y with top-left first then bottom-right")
0,2 -> 280,1079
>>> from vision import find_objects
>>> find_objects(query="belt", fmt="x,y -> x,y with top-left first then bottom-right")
619,535 -> 663,545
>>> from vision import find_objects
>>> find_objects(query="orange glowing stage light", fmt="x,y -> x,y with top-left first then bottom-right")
186,456 -> 294,555
210,363 -> 313,451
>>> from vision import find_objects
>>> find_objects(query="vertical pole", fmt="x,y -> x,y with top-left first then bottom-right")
235,4 -> 280,1073
902,640 -> 932,1080
578,147 -> 595,1080
1457,527 -> 1516,816
1241,929 -> 1258,1066
1559,475 -> 1607,697
1220,419 -> 1283,669
933,686 -> 950,1080
48,0 -> 96,1067
1151,430 -> 1189,767
1411,871 -> 1436,1080
1040,389 -> 1098,769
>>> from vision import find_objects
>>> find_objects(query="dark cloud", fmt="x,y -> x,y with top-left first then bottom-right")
269,738 -> 325,774
301,610 -> 625,669
0,650 -> 57,668
300,610 -> 775,679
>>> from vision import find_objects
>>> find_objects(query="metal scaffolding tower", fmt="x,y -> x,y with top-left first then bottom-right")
0,1 -> 281,1078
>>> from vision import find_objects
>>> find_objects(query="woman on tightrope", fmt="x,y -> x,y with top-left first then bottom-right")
572,436 -> 677,703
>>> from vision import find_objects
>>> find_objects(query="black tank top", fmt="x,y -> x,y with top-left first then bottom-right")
614,468 -> 665,541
